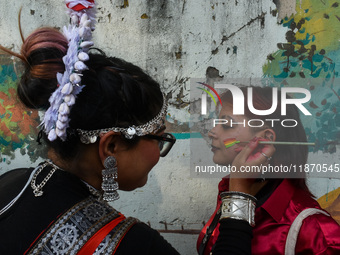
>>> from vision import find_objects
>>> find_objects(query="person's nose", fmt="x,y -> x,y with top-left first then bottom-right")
208,127 -> 218,139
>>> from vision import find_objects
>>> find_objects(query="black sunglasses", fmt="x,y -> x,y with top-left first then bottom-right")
144,133 -> 176,157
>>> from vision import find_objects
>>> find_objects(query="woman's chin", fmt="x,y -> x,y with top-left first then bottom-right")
119,178 -> 148,191
212,157 -> 232,166
136,176 -> 149,189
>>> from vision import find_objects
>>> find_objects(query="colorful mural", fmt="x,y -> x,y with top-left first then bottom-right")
263,0 -> 340,222
0,53 -> 46,164
263,1 -> 340,154
264,1 -> 340,79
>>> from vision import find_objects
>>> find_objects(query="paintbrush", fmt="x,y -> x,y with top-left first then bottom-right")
223,138 -> 315,148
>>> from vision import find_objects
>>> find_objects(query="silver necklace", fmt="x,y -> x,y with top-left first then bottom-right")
30,161 -> 58,197
31,161 -> 102,199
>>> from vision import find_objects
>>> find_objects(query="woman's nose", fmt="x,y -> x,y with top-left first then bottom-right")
208,128 -> 217,139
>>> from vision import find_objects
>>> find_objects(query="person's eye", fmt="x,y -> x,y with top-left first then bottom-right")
222,124 -> 231,130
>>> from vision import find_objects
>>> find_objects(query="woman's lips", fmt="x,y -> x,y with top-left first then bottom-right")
211,145 -> 219,152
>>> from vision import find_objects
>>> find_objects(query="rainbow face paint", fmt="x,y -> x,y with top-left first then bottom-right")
223,138 -> 240,148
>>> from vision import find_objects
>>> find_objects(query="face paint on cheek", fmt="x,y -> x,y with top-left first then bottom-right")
223,138 -> 240,148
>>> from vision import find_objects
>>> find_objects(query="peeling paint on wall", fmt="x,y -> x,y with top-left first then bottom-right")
120,0 -> 129,9
141,13 -> 149,19
273,0 -> 296,20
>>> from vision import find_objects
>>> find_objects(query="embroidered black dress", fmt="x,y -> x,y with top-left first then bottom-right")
0,165 -> 179,255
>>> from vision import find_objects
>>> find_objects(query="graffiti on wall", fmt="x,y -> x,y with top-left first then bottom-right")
264,1 -> 340,79
0,53 -> 46,164
263,0 -> 340,154
264,0 -> 340,222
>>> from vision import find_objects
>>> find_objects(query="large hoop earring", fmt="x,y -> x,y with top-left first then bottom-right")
102,156 -> 119,202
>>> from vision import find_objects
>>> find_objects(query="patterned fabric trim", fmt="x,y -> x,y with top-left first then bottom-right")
94,217 -> 137,254
27,196 -> 138,255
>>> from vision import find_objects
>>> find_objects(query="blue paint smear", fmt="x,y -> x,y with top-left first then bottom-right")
302,59 -> 316,71
298,34 -> 312,45
321,62 -> 329,72
313,54 -> 324,63
283,18 -> 294,28
290,61 -> 298,67
0,65 -> 17,84
311,68 -> 322,78
12,141 -> 24,150
299,28 -> 306,33
0,136 -> 10,146
274,71 -> 289,79
172,133 -> 202,139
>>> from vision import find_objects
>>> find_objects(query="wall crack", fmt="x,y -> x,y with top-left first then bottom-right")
212,12 -> 267,54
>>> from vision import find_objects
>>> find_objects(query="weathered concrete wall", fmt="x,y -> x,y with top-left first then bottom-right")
0,1 -> 340,254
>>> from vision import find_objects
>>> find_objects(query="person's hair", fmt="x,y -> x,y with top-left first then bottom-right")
1,27 -> 163,159
221,86 -> 313,196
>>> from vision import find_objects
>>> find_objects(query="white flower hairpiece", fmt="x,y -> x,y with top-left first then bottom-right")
41,0 -> 96,141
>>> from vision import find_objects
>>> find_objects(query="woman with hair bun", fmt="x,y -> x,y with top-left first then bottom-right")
0,1 -> 180,254
0,1 -> 262,254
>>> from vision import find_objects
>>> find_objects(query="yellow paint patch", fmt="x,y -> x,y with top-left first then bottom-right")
318,187 -> 340,224
141,13 -> 149,19
318,187 -> 340,208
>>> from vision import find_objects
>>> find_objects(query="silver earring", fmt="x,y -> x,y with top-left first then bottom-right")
102,156 -> 119,202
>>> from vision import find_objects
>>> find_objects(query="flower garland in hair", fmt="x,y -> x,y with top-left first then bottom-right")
42,0 -> 96,141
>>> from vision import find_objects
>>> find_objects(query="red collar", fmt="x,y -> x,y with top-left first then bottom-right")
260,179 -> 295,222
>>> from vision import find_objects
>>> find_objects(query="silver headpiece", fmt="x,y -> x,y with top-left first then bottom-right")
77,95 -> 167,144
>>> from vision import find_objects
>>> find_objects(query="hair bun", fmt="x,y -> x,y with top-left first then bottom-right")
17,27 -> 68,109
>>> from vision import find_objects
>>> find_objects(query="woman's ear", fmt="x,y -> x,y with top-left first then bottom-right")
98,131 -> 119,163
256,128 -> 276,141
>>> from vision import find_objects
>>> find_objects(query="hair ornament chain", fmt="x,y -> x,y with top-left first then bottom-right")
41,0 -> 96,142
77,95 -> 168,144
